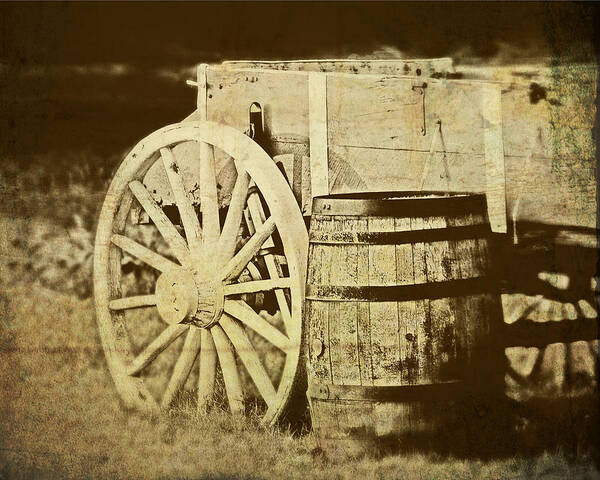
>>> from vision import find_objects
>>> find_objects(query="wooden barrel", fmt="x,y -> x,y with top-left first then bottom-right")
305,192 -> 504,457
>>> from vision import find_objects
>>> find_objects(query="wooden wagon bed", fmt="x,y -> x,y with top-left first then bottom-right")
148,57 -> 595,238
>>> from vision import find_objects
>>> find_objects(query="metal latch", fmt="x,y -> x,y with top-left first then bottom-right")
248,102 -> 265,145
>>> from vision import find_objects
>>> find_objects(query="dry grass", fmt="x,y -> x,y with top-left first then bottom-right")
0,277 -> 596,480
0,159 -> 599,479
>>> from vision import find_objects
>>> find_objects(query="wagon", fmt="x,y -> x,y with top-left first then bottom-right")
94,58 -> 598,425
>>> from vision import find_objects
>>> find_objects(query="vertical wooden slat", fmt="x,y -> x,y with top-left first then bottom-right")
309,72 -> 329,204
446,213 -> 468,368
368,216 -> 401,387
423,216 -> 458,383
355,218 -> 372,386
482,84 -> 507,233
307,216 -> 333,384
395,217 -> 417,385
449,213 -> 474,367
410,216 -> 430,383
196,63 -> 209,113
328,216 -> 361,386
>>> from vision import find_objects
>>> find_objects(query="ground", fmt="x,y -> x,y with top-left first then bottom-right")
0,158 -> 598,479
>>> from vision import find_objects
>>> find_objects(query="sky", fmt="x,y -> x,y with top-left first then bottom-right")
1,2 -> 598,156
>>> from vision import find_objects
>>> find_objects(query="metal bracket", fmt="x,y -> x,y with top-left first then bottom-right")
411,82 -> 428,136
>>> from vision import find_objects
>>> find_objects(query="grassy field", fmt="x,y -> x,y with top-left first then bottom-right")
0,157 -> 599,479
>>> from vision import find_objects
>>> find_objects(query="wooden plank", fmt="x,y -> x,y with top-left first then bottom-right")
196,63 -> 208,113
203,63 -> 593,159
327,146 -> 486,195
368,216 -> 400,387
222,58 -> 454,76
308,72 -> 329,201
482,84 -> 507,233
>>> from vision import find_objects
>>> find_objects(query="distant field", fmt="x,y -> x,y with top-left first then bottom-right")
0,158 -> 599,479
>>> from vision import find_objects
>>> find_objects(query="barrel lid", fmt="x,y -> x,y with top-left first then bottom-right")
312,191 -> 487,217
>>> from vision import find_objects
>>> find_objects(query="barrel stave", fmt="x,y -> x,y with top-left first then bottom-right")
328,216 -> 363,386
368,216 -> 402,386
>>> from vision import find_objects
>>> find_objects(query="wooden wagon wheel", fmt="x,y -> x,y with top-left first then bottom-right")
94,121 -> 308,425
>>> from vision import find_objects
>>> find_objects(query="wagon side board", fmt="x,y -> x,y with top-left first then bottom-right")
144,63 -> 597,233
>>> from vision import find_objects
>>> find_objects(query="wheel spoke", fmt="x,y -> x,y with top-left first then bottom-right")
126,324 -> 189,376
161,327 -> 202,408
222,217 -> 276,282
197,329 -> 217,412
211,324 -> 244,414
246,186 -> 275,249
160,147 -> 203,256
267,256 -> 293,323
220,314 -> 277,408
245,193 -> 292,330
218,169 -> 250,266
109,294 -> 156,311
111,234 -> 178,272
128,180 -> 191,265
199,142 -> 220,248
223,278 -> 291,296
223,299 -> 291,352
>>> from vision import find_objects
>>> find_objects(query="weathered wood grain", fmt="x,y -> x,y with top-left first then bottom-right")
328,216 -> 361,386
308,72 -> 329,200
222,58 -> 454,76
146,62 -> 597,231
368,216 -> 401,387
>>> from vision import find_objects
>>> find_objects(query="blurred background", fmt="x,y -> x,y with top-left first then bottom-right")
1,2 -> 597,157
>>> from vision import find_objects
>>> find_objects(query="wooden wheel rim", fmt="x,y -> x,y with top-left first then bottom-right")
94,121 -> 308,424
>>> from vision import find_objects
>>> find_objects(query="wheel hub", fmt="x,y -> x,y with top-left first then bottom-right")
155,266 -> 224,328
191,268 -> 224,328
